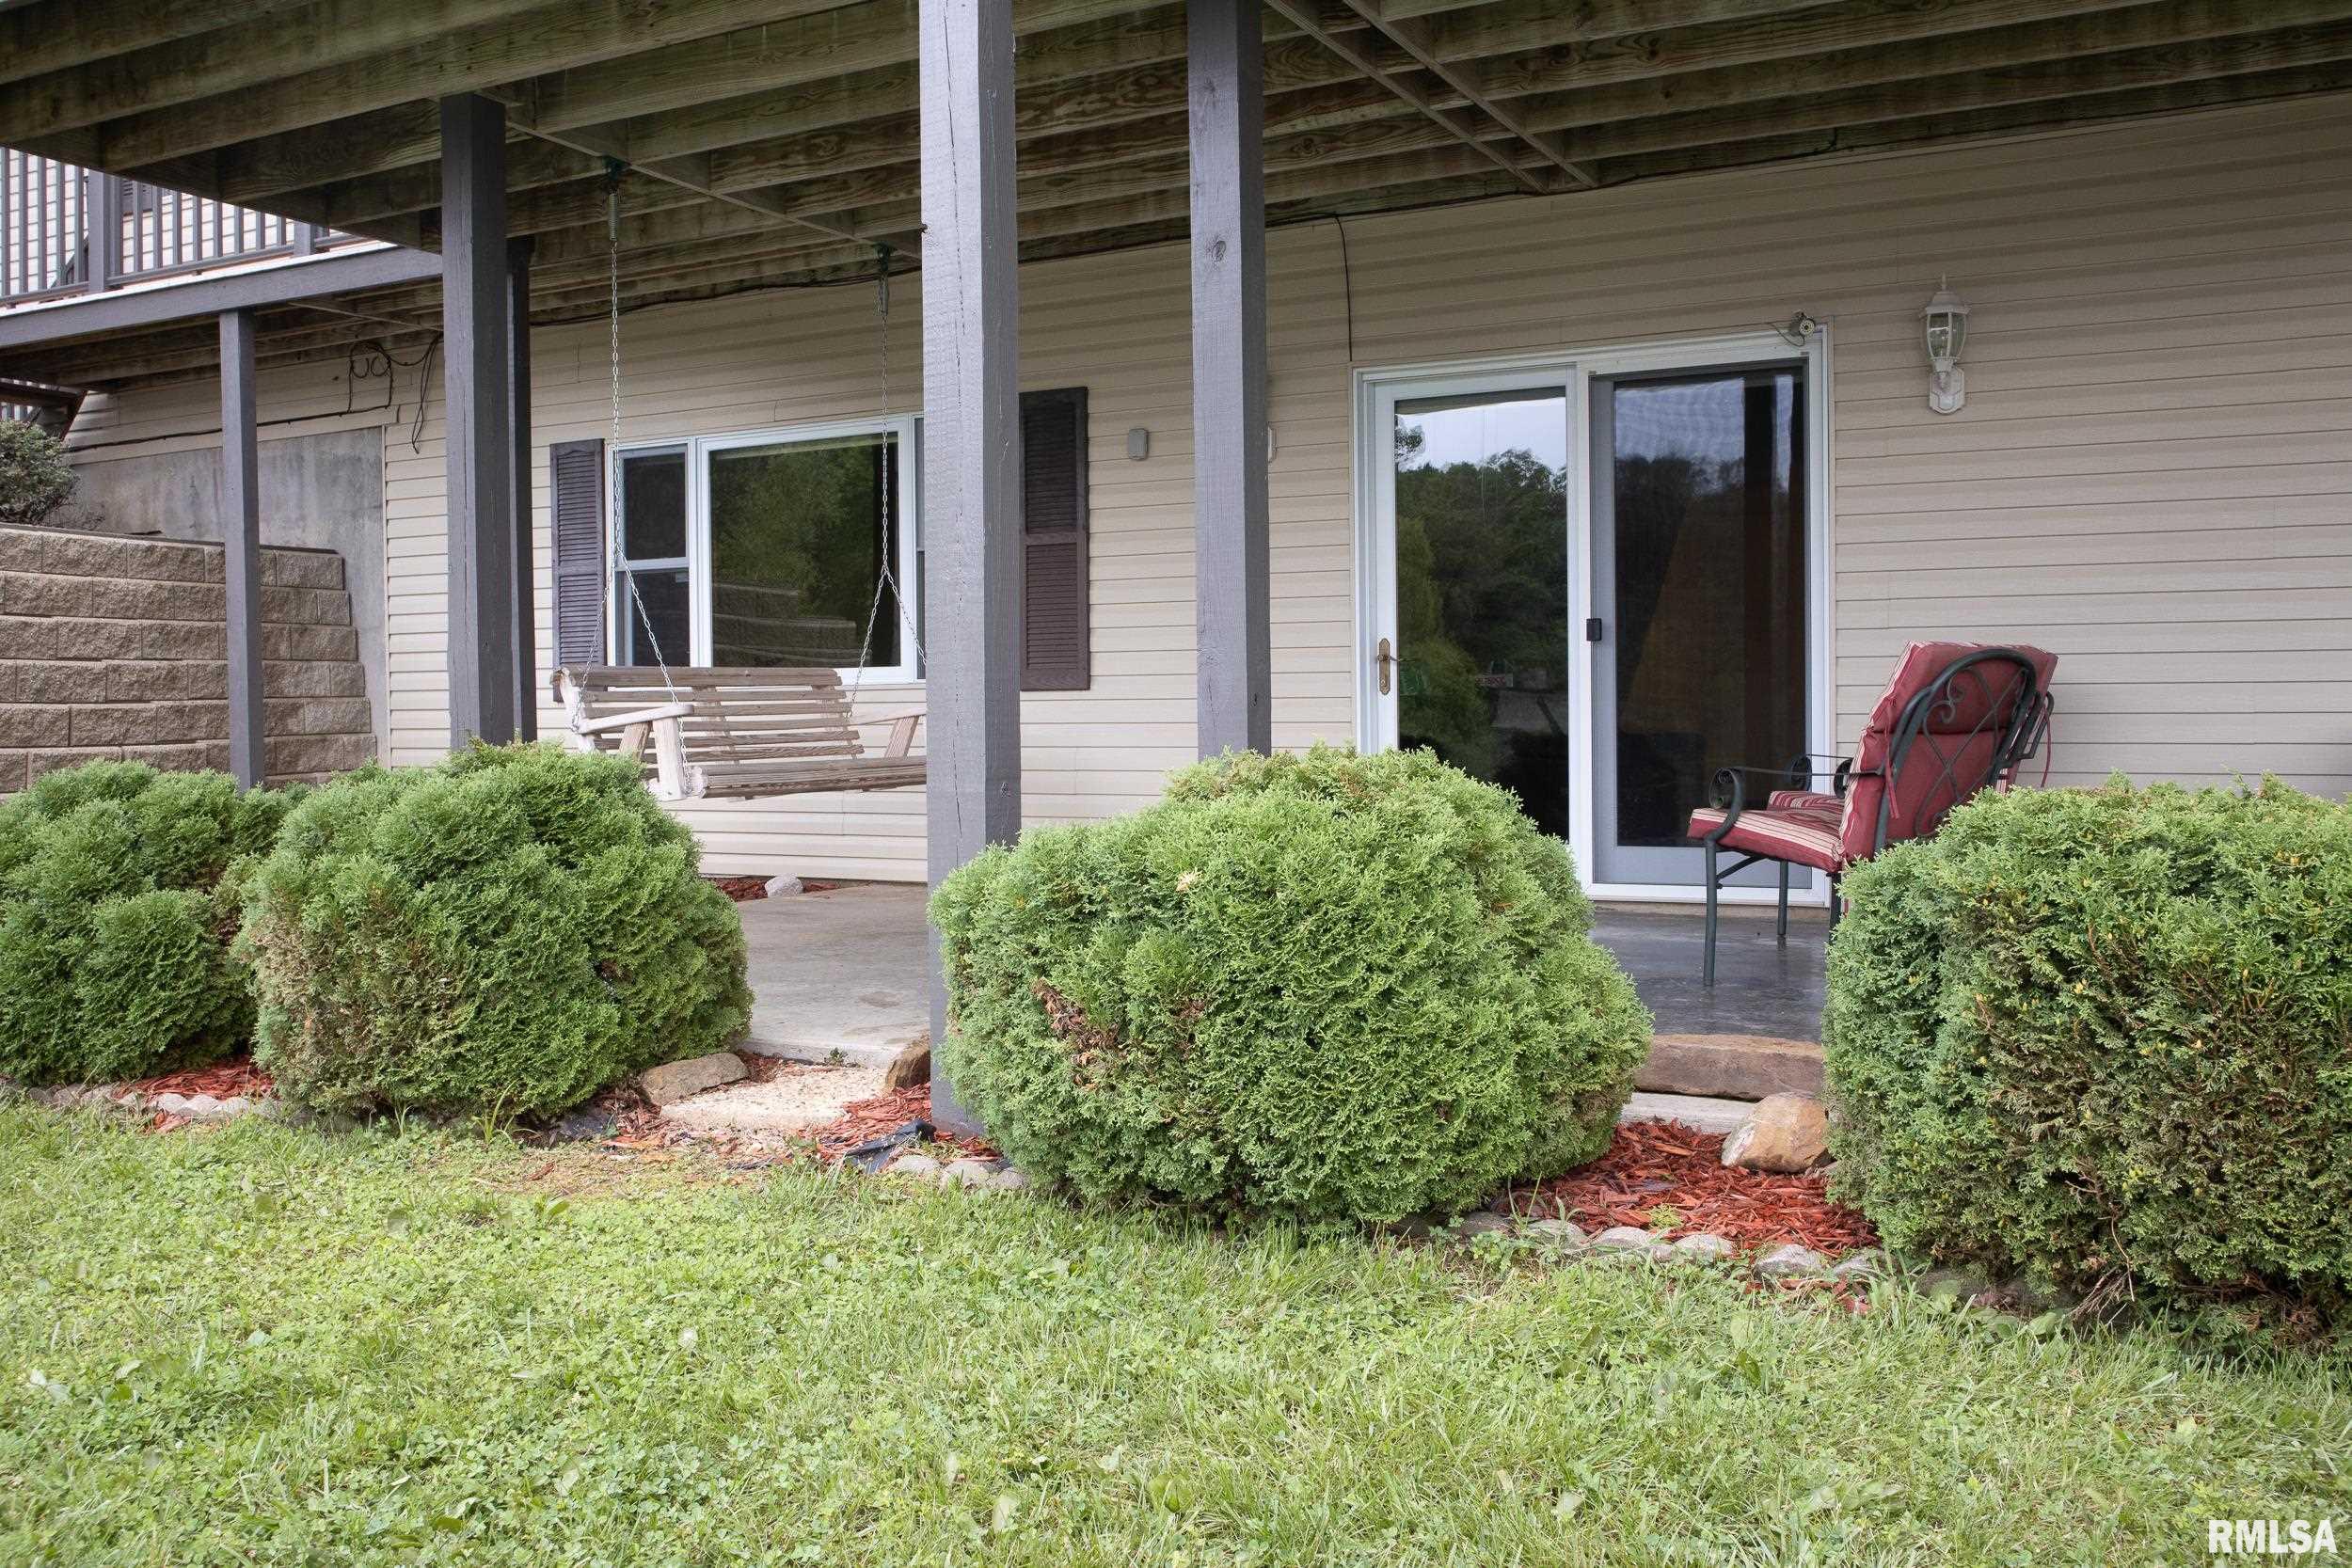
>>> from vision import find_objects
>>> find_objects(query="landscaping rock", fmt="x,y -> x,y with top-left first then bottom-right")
940,1157 -> 998,1188
547,1106 -> 618,1144
1753,1243 -> 1824,1279
182,1094 -> 226,1119
983,1167 -> 1030,1194
152,1092 -> 190,1115
1670,1232 -> 1736,1263
1452,1212 -> 1514,1241
882,1037 -> 931,1092
1720,1093 -> 1829,1174
641,1052 -> 749,1107
1828,1249 -> 1887,1283
1590,1225 -> 1659,1253
1522,1218 -> 1589,1250
889,1154 -> 942,1180
764,874 -> 804,897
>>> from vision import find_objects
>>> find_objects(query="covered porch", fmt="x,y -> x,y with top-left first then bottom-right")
3,0 -> 2347,1136
734,880 -> 1828,1104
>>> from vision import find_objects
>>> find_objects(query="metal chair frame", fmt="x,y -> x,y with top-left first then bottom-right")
1694,647 -> 2052,985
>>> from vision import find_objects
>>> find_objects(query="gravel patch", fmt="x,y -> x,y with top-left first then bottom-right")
660,1063 -> 886,1133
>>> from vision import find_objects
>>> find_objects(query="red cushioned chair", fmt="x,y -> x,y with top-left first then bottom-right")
1687,641 -> 2056,986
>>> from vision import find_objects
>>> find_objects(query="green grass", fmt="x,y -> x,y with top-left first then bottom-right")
1,1109 -> 2345,1566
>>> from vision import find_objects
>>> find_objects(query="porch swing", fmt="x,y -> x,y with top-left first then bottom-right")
553,175 -> 926,803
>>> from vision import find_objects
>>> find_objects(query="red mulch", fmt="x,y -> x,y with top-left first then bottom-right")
810,1083 -> 996,1161
119,1056 -> 274,1102
704,876 -> 844,903
1509,1118 -> 1878,1258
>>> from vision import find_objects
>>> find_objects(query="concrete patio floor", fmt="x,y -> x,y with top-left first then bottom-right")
735,883 -> 1827,1101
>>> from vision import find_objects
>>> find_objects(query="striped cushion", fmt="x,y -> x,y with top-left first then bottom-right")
1687,805 -> 1848,873
1768,788 -> 1842,816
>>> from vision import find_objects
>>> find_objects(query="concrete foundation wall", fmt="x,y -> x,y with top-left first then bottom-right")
0,524 -> 375,791
62,426 -> 387,755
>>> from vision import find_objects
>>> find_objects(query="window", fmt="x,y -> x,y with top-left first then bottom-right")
612,417 -> 920,684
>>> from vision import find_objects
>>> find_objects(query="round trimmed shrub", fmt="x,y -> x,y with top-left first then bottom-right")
931,747 -> 1652,1223
0,761 -> 300,1085
239,744 -> 751,1119
1825,779 -> 2352,1326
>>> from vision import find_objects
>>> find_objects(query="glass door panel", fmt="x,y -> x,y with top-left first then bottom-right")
1391,388 -> 1571,839
1590,367 -> 1808,887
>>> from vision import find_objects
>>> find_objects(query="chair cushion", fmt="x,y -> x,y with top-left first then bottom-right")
1842,641 -> 2057,863
1767,788 -> 1842,816
1686,805 -> 1846,873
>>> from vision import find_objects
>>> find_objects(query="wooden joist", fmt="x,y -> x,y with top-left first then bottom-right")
6,0 -> 2351,391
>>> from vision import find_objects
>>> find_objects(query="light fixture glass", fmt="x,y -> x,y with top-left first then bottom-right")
1922,277 -> 1970,415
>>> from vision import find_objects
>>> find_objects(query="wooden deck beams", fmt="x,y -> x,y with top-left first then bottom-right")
2,0 -> 2349,386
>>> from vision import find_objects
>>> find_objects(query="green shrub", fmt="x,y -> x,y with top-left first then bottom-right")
0,762 -> 299,1084
1825,779 -> 2352,1325
932,747 -> 1651,1223
239,744 -> 751,1119
0,420 -> 76,529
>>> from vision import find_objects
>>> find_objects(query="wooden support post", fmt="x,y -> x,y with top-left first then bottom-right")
218,309 -> 264,788
919,0 -> 1022,1136
1188,0 -> 1271,757
507,235 -> 537,741
440,91 -> 517,749
84,171 -> 119,294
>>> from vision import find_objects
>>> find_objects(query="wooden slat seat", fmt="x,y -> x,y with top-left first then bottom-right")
551,665 -> 924,801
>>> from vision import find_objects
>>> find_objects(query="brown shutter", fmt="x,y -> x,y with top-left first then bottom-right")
1020,387 -> 1089,690
549,438 -> 607,670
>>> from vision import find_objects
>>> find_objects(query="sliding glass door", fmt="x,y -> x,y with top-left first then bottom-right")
1358,334 -> 1825,899
1367,375 -> 1572,839
1589,364 -> 1810,889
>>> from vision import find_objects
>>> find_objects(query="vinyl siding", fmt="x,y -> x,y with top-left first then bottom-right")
65,93 -> 2352,878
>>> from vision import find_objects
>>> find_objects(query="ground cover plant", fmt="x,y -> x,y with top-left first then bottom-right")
1,1109 -> 2346,1565
238,744 -> 750,1120
1825,779 -> 2352,1334
0,762 -> 298,1085
933,747 -> 1651,1223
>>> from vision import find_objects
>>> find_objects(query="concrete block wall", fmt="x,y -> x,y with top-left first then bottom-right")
0,525 -> 375,791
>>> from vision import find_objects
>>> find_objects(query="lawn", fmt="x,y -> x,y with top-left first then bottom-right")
2,1109 -> 2344,1566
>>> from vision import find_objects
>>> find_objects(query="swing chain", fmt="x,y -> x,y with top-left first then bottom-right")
604,161 -> 679,702
848,241 -> 923,704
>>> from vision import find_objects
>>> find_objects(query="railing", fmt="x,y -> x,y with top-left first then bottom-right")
3,150 -> 352,306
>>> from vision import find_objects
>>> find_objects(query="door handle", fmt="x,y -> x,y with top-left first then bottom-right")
1375,636 -> 1394,696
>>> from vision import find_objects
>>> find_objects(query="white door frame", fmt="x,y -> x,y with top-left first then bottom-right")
1351,327 -> 1836,906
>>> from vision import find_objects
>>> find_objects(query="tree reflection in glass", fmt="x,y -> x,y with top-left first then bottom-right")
1392,391 -> 1570,839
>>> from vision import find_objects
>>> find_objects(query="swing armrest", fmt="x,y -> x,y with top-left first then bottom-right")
857,708 -> 925,758
574,701 -> 692,736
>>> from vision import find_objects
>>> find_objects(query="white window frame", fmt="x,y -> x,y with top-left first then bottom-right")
611,414 -> 923,686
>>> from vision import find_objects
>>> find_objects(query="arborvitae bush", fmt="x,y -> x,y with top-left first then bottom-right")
932,747 -> 1652,1223
0,761 -> 299,1085
239,745 -> 751,1119
1825,779 -> 2352,1327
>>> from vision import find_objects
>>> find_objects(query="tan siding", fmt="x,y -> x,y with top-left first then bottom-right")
67,94 -> 2352,876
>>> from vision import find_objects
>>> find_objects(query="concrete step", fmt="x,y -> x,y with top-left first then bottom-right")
1619,1091 -> 1754,1136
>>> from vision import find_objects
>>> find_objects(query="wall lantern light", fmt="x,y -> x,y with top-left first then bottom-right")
1922,277 -> 1969,415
